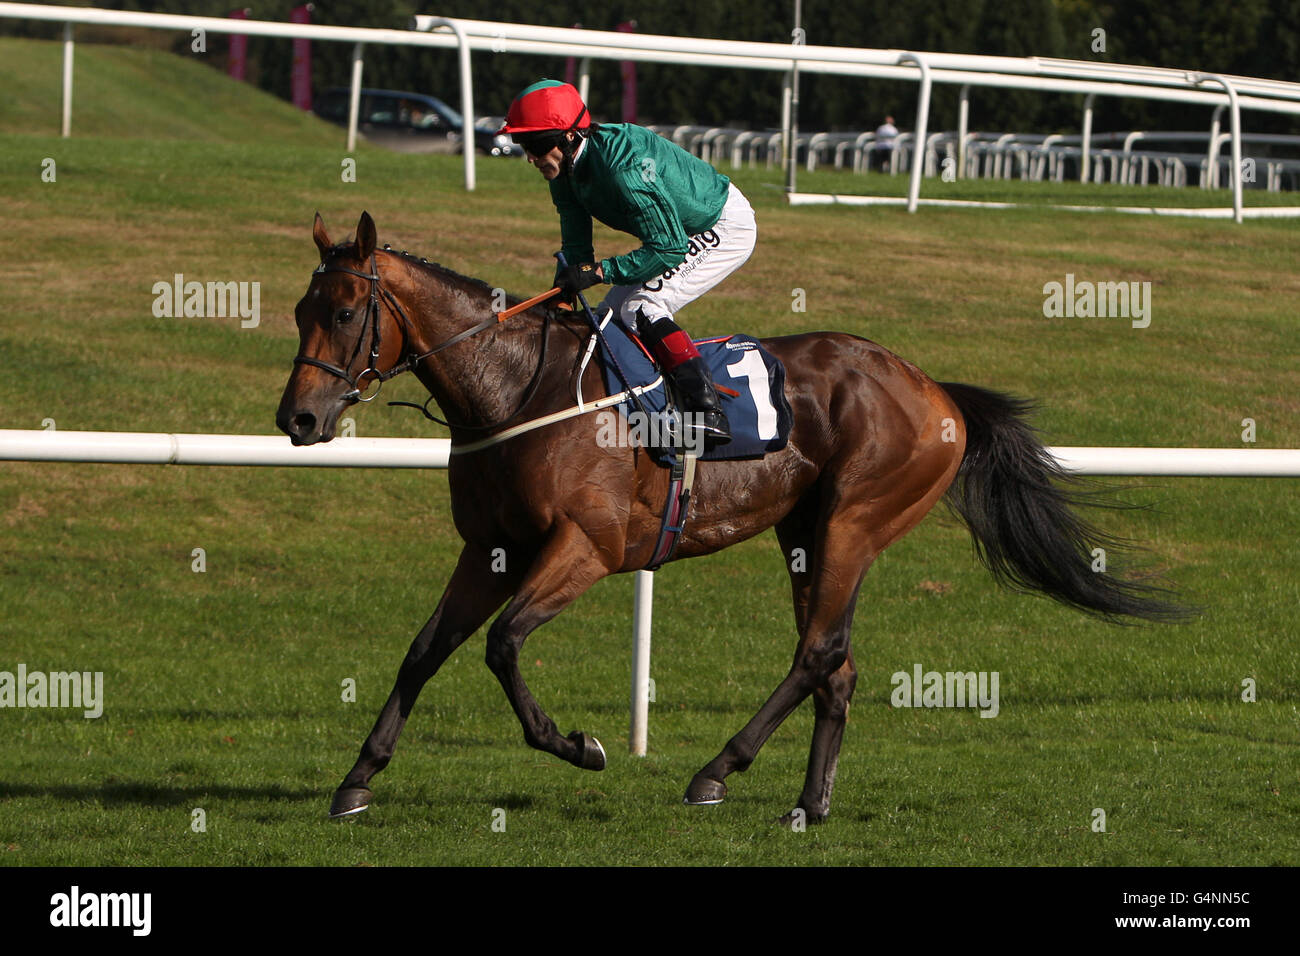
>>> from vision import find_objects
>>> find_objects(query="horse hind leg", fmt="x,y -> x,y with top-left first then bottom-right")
683,580 -> 863,813
680,501 -> 815,806
685,377 -> 964,820
773,502 -> 860,822
686,443 -> 953,820
769,504 -> 863,816
787,649 -> 857,824
684,497 -> 870,813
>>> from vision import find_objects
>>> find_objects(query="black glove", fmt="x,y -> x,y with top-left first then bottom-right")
555,260 -> 603,301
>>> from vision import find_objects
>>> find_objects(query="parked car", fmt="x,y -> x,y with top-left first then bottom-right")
315,88 -> 521,156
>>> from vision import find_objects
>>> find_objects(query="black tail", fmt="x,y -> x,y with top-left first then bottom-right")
939,382 -> 1192,624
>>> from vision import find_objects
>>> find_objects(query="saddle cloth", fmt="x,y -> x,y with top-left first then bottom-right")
596,319 -> 794,465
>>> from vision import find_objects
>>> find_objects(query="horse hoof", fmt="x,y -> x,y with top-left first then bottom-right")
329,787 -> 373,819
570,731 -> 606,771
683,774 -> 726,805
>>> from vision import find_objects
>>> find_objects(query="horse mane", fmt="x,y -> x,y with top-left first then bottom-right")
328,238 -> 542,313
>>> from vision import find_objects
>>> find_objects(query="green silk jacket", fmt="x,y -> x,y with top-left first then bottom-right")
549,123 -> 732,286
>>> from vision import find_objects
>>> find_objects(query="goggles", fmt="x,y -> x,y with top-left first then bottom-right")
515,131 -> 568,157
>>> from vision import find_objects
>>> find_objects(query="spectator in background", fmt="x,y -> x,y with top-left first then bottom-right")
873,115 -> 898,172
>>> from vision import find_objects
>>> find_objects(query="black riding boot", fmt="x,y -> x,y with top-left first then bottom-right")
641,316 -> 732,451
668,356 -> 732,450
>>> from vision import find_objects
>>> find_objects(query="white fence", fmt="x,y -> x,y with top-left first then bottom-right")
0,429 -> 450,468
4,429 -> 1298,754
776,127 -> 1300,192
5,430 -> 1300,476
7,3 -> 1300,221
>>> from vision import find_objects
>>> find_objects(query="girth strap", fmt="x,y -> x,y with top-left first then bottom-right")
645,452 -> 698,571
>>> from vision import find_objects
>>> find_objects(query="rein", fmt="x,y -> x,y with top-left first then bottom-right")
294,250 -> 552,433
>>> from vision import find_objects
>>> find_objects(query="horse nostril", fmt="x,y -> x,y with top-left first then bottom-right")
290,412 -> 317,438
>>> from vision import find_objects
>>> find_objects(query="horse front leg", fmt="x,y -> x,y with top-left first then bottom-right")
483,521 -> 613,771
330,544 -> 520,818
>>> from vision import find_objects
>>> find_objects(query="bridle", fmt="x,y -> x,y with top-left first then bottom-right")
293,249 -> 550,432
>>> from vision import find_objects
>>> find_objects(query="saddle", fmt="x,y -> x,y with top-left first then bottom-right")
595,317 -> 794,465
590,314 -> 794,569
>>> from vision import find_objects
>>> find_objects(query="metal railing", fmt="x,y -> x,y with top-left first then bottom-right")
9,3 -> 1300,220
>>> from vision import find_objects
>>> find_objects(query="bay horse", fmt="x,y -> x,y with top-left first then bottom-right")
277,211 -> 1181,823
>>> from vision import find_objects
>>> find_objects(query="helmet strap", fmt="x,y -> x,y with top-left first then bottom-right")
559,129 -> 589,175
556,104 -> 594,175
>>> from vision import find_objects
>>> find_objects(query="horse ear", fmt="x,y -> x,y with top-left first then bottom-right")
356,211 -> 377,261
313,212 -> 331,259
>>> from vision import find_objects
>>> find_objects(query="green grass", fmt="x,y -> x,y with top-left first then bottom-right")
0,36 -> 341,145
1,38 -> 1299,867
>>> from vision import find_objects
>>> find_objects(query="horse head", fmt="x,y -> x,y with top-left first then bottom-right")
276,211 -> 420,445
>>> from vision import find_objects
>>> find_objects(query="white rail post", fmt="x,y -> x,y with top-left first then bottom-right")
577,57 -> 590,104
1206,103 -> 1225,189
1038,133 -> 1063,180
1080,93 -> 1095,183
957,83 -> 969,179
780,69 -> 792,171
346,42 -> 363,153
898,53 -> 932,213
992,132 -> 1015,179
785,6 -> 803,193
61,21 -> 73,137
1195,74 -> 1243,223
1122,130 -> 1145,185
629,569 -> 654,756
425,18 -> 476,192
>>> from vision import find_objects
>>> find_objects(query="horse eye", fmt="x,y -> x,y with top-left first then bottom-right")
334,308 -> 354,326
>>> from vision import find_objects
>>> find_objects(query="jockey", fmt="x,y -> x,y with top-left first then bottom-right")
501,79 -> 758,449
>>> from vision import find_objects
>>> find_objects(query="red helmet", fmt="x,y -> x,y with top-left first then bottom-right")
500,80 -> 590,135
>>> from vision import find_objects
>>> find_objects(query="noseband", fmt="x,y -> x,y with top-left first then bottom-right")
294,249 -> 550,430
